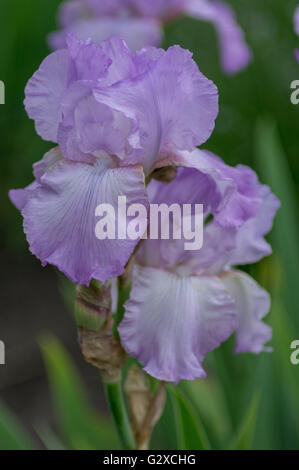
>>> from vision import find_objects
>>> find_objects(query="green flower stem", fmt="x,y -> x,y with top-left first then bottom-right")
104,381 -> 136,450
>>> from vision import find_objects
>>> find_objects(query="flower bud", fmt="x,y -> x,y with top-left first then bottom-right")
75,280 -> 112,332
76,279 -> 126,383
124,365 -> 166,449
78,327 -> 126,383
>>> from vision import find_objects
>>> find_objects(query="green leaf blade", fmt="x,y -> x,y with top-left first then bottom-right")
169,386 -> 210,450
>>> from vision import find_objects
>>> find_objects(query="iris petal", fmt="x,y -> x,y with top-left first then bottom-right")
119,265 -> 237,383
220,271 -> 272,353
12,151 -> 148,285
95,46 -> 218,173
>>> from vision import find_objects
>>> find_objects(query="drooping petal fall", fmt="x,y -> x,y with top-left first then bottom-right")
119,265 -> 237,383
10,150 -> 148,285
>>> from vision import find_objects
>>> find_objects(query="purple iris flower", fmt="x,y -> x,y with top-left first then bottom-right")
9,35 -> 218,285
118,149 -> 280,383
9,33 -> 279,384
49,0 -> 252,75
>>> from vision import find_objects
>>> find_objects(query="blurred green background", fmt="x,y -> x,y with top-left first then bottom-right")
0,0 -> 299,450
